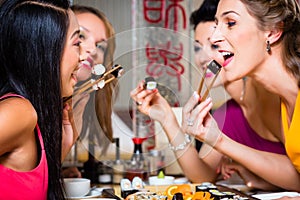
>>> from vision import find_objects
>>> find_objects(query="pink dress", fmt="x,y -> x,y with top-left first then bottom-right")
213,99 -> 286,155
0,94 -> 48,200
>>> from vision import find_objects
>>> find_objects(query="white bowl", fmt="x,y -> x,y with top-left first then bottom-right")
64,178 -> 91,198
149,176 -> 175,185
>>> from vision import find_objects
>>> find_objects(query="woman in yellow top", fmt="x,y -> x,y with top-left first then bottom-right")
181,0 -> 300,192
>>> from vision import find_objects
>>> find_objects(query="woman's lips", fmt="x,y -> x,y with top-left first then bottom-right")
219,51 -> 234,68
80,60 -> 92,70
205,72 -> 214,78
223,56 -> 233,67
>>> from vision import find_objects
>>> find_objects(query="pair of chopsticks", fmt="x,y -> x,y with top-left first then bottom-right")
74,64 -> 122,96
197,60 -> 222,101
64,64 -> 123,102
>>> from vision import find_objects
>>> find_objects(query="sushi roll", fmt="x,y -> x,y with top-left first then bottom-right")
132,177 -> 144,189
195,185 -> 209,192
209,189 -> 227,200
144,77 -> 157,90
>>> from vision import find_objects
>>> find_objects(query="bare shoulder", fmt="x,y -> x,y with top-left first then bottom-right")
0,97 -> 37,146
0,97 -> 37,119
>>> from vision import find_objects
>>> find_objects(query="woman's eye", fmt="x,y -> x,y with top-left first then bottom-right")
227,21 -> 236,27
74,41 -> 81,47
96,42 -> 107,53
79,33 -> 86,40
211,44 -> 219,50
194,46 -> 201,53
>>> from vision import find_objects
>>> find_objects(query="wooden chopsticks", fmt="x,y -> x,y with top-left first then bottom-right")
197,60 -> 222,101
63,64 -> 123,102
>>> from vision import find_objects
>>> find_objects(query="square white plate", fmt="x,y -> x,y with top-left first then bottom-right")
252,192 -> 300,200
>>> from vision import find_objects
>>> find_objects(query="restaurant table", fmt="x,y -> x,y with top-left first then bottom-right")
88,182 -> 300,200
93,183 -> 258,200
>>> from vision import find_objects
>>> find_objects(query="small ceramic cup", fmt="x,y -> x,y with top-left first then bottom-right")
63,178 -> 91,197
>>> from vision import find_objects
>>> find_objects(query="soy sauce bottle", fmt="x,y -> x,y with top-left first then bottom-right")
131,138 -> 144,163
124,137 -> 149,182
83,152 -> 99,184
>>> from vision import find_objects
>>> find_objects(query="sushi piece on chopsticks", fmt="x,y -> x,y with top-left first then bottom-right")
76,64 -> 123,95
196,60 -> 222,101
63,64 -> 123,102
75,63 -> 106,92
84,65 -> 124,94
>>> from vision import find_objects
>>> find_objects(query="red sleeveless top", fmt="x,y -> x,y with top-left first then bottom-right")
0,94 -> 48,200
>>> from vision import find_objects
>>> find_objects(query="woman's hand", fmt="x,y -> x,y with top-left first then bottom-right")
61,93 -> 90,161
72,93 -> 90,135
218,157 -> 282,191
62,102 -> 74,161
218,156 -> 237,180
181,92 -> 221,147
130,80 -> 173,123
62,166 -> 82,178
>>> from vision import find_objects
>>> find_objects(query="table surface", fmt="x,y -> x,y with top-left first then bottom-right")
96,183 -> 257,199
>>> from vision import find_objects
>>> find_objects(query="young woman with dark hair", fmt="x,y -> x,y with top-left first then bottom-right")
0,0 -> 80,199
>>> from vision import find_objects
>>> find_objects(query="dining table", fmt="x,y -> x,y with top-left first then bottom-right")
68,178 -> 300,200
91,182 -> 257,200
104,184 -> 300,200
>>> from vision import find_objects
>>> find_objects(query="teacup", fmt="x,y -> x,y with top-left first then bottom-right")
63,178 -> 91,197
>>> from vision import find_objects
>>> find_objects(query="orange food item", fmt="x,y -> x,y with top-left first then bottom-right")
165,185 -> 179,199
192,191 -> 213,200
165,184 -> 193,200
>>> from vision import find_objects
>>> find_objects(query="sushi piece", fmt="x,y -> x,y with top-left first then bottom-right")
144,77 -> 157,90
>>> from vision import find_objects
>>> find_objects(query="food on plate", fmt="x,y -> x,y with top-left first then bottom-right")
122,182 -> 248,200
166,184 -> 193,200
125,191 -> 167,200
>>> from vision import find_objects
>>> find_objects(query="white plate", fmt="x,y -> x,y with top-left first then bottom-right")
252,192 -> 300,200
66,188 -> 103,199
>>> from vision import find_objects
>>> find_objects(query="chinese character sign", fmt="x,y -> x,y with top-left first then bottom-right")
132,0 -> 194,106
143,0 -> 187,31
131,0 -> 195,150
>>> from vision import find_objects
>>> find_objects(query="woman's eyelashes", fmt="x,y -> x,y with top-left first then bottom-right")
227,21 -> 236,28
79,32 -> 86,41
194,45 -> 202,53
211,44 -> 219,50
96,41 -> 107,53
74,41 -> 81,47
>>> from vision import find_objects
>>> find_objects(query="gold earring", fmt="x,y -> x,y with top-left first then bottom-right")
266,40 -> 271,52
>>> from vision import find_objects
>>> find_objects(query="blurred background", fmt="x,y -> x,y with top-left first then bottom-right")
65,0 -> 229,183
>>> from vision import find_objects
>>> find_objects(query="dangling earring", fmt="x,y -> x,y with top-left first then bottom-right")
266,40 -> 271,52
240,77 -> 247,101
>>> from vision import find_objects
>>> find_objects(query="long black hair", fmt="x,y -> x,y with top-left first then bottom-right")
0,0 -> 70,199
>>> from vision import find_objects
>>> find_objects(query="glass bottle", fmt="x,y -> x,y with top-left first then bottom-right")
83,152 -> 99,184
124,137 -> 149,182
112,138 -> 124,184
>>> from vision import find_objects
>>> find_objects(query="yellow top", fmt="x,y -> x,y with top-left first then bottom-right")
281,90 -> 300,173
